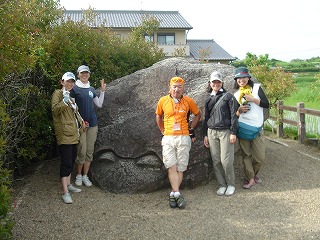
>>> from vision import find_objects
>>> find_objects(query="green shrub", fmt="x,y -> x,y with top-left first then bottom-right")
42,13 -> 164,88
1,3 -> 165,174
0,161 -> 14,239
0,0 -> 62,172
249,65 -> 295,106
0,72 -> 56,173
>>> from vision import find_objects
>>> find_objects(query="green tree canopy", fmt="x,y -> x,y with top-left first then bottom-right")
232,52 -> 296,106
0,0 -> 62,78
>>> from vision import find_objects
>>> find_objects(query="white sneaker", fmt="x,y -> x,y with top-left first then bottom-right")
217,187 -> 227,196
82,175 -> 92,187
75,175 -> 82,186
225,186 -> 235,196
62,192 -> 73,204
67,184 -> 81,193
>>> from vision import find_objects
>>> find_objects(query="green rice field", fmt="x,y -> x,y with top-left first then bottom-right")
266,72 -> 320,137
282,72 -> 319,110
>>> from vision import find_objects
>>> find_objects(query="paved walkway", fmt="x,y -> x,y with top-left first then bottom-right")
12,135 -> 320,240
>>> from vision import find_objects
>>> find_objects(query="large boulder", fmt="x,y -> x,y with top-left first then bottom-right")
91,58 -> 236,193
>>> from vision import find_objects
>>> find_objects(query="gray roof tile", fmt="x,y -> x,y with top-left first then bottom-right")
64,10 -> 193,29
187,39 -> 236,61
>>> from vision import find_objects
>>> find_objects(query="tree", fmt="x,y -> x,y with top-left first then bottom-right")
199,47 -> 212,63
172,44 -> 187,57
0,4 -> 165,237
232,52 -> 278,68
232,52 -> 296,107
41,10 -> 164,88
0,3 -> 62,233
245,52 -> 270,67
0,0 -> 62,78
124,14 -> 165,73
249,65 -> 295,106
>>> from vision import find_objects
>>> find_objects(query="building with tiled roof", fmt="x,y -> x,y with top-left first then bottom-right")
63,10 -> 235,63
187,39 -> 236,64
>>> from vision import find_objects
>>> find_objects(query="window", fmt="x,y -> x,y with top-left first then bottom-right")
157,33 -> 175,45
144,34 -> 154,42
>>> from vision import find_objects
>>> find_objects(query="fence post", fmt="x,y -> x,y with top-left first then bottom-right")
297,102 -> 306,143
277,100 -> 283,138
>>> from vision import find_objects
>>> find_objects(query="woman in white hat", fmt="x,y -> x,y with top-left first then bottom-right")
203,71 -> 239,196
52,72 -> 85,203
69,64 -> 106,188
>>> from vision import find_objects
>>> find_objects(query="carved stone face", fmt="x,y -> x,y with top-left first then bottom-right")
91,58 -> 235,193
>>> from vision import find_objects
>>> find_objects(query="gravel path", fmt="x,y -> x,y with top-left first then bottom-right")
12,135 -> 320,240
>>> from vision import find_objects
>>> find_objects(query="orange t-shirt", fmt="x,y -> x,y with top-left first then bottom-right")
155,95 -> 200,136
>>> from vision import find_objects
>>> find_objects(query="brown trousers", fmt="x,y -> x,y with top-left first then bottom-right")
239,134 -> 265,180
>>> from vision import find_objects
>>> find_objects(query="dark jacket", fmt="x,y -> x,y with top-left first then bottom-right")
203,90 -> 239,137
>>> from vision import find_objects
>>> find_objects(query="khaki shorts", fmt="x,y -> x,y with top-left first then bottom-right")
161,135 -> 191,172
76,126 -> 98,164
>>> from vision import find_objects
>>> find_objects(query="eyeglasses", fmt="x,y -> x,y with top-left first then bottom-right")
79,71 -> 89,74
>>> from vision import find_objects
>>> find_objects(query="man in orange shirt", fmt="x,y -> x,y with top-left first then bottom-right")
156,77 -> 201,208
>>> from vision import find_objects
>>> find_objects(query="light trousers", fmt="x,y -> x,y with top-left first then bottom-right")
162,135 -> 191,172
207,129 -> 235,187
76,126 -> 98,164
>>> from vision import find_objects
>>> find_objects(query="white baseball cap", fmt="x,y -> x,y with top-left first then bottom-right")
62,72 -> 76,81
209,71 -> 223,82
77,65 -> 91,73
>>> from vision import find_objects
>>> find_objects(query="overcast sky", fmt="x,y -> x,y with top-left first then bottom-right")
59,0 -> 320,61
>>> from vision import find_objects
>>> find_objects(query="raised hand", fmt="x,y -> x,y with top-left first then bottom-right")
100,79 -> 106,92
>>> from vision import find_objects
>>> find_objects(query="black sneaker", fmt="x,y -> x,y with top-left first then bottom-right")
176,194 -> 186,209
169,195 -> 177,208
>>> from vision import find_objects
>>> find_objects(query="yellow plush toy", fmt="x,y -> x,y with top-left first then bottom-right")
238,86 -> 253,105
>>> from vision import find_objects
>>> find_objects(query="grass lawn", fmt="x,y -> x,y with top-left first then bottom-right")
282,72 -> 320,110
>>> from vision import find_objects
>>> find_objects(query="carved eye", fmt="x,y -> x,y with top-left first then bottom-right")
98,151 -> 116,163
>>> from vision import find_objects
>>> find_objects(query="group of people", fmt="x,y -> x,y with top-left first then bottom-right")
52,64 -> 105,204
156,67 -> 269,209
52,64 -> 269,206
